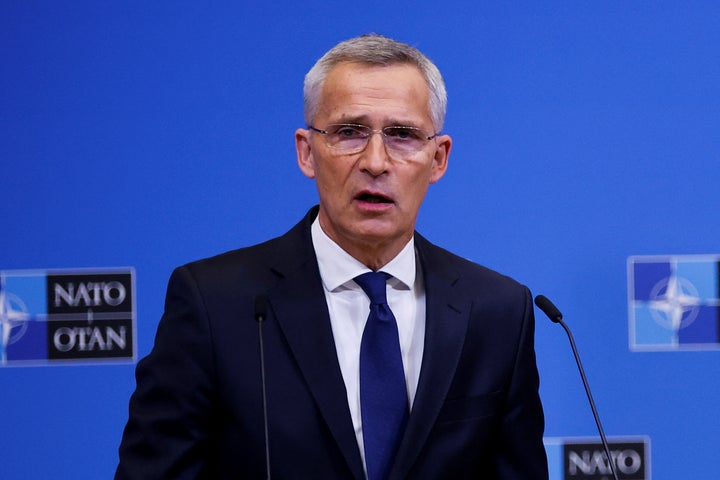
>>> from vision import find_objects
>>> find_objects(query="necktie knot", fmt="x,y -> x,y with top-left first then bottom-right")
354,271 -> 391,306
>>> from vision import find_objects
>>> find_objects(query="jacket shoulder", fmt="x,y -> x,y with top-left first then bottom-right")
174,209 -> 316,292
415,233 -> 527,294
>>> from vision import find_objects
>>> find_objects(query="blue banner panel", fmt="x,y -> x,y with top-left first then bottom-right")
545,437 -> 651,480
0,269 -> 136,366
628,255 -> 720,351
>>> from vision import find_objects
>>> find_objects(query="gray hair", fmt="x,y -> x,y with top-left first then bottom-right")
303,34 -> 447,131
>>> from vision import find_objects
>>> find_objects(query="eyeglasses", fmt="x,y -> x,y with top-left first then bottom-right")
308,123 -> 440,157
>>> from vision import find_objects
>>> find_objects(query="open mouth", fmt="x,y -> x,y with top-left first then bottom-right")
356,193 -> 393,204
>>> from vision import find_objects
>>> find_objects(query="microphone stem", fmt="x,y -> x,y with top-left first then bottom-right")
558,318 -> 619,480
258,319 -> 271,479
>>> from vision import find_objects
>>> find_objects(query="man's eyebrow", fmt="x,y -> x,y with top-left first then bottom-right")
328,115 -> 371,125
329,115 -> 423,128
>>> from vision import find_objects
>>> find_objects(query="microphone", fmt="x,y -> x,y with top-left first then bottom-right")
534,295 -> 619,480
254,295 -> 271,480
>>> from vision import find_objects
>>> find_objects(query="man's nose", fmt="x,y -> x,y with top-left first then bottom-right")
358,132 -> 390,175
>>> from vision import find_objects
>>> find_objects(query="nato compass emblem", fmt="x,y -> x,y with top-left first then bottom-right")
628,255 -> 720,351
0,285 -> 32,364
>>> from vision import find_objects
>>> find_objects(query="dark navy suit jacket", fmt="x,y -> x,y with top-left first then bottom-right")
116,207 -> 548,479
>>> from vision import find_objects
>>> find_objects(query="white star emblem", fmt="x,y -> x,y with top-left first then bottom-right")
647,275 -> 701,331
0,288 -> 31,363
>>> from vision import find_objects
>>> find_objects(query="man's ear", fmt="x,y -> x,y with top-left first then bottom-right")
429,134 -> 451,184
296,128 -> 316,179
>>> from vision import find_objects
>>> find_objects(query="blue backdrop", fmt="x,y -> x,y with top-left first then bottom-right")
2,1 -> 718,478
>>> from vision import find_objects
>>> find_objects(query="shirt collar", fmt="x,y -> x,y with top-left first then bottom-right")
311,215 -> 416,292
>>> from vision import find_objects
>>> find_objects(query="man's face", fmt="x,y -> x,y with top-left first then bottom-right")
296,62 -> 451,265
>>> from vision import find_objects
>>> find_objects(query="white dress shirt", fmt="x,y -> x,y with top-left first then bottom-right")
311,216 -> 426,471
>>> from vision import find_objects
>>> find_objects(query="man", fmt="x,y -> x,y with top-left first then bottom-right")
116,34 -> 548,479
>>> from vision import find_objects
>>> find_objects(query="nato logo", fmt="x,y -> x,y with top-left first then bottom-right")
628,255 -> 720,351
0,268 -> 135,366
544,437 -> 650,479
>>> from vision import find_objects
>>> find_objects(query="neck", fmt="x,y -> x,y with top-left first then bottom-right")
345,245 -> 402,272
317,219 -> 412,271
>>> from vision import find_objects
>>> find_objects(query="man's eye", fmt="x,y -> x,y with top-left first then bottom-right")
386,127 -> 421,140
332,126 -> 365,138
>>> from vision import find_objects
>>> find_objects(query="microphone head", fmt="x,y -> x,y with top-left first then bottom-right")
254,295 -> 268,322
534,294 -> 563,323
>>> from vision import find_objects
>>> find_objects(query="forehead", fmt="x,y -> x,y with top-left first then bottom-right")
316,62 -> 431,125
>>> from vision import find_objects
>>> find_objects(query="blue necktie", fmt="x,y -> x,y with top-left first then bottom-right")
355,272 -> 408,480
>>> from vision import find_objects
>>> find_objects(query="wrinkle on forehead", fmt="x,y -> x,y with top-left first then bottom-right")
315,63 -> 433,131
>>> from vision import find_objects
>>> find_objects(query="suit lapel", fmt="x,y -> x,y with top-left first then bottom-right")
390,235 -> 470,479
260,213 -> 469,479
265,210 -> 365,480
